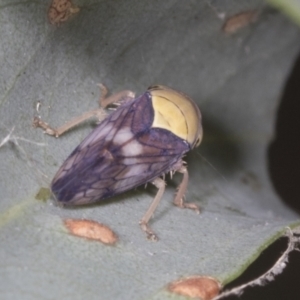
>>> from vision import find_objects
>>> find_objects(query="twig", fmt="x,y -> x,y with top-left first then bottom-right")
213,227 -> 300,299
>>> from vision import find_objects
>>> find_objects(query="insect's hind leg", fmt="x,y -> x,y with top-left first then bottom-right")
173,163 -> 200,213
139,177 -> 166,241
33,84 -> 135,137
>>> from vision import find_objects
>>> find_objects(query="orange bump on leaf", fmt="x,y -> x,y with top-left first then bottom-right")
48,0 -> 80,25
168,276 -> 221,300
222,10 -> 259,34
64,219 -> 118,245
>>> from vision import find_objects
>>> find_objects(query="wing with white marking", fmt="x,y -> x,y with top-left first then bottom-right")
51,93 -> 189,205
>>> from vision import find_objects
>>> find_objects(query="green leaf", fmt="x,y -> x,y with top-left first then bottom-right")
266,0 -> 300,26
0,1 -> 299,299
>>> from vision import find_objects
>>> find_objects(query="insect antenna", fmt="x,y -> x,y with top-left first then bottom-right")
196,151 -> 229,184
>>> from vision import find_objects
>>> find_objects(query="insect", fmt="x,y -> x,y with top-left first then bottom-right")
33,85 -> 203,240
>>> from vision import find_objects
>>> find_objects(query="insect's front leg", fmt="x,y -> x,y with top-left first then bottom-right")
139,177 -> 166,241
173,162 -> 200,214
33,84 -> 135,138
33,108 -> 107,137
98,83 -> 135,108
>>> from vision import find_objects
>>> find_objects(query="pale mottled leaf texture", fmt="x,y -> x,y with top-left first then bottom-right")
1,1 -> 300,299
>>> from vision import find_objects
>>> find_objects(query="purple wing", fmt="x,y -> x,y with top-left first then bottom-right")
51,92 -> 190,205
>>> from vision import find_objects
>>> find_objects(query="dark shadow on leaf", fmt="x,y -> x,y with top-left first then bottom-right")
268,51 -> 300,214
189,116 -> 241,175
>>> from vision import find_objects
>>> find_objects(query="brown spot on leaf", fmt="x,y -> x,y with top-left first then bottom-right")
64,219 -> 118,245
168,276 -> 221,300
48,0 -> 80,25
222,10 -> 259,34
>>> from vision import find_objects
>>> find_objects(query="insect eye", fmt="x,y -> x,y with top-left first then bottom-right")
193,128 -> 203,148
195,136 -> 202,147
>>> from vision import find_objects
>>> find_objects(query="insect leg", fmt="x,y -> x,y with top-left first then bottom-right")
173,164 -> 200,214
139,177 -> 166,241
98,83 -> 135,108
33,108 -> 106,137
33,84 -> 135,137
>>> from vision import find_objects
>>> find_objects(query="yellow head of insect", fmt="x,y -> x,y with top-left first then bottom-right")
148,85 -> 203,148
